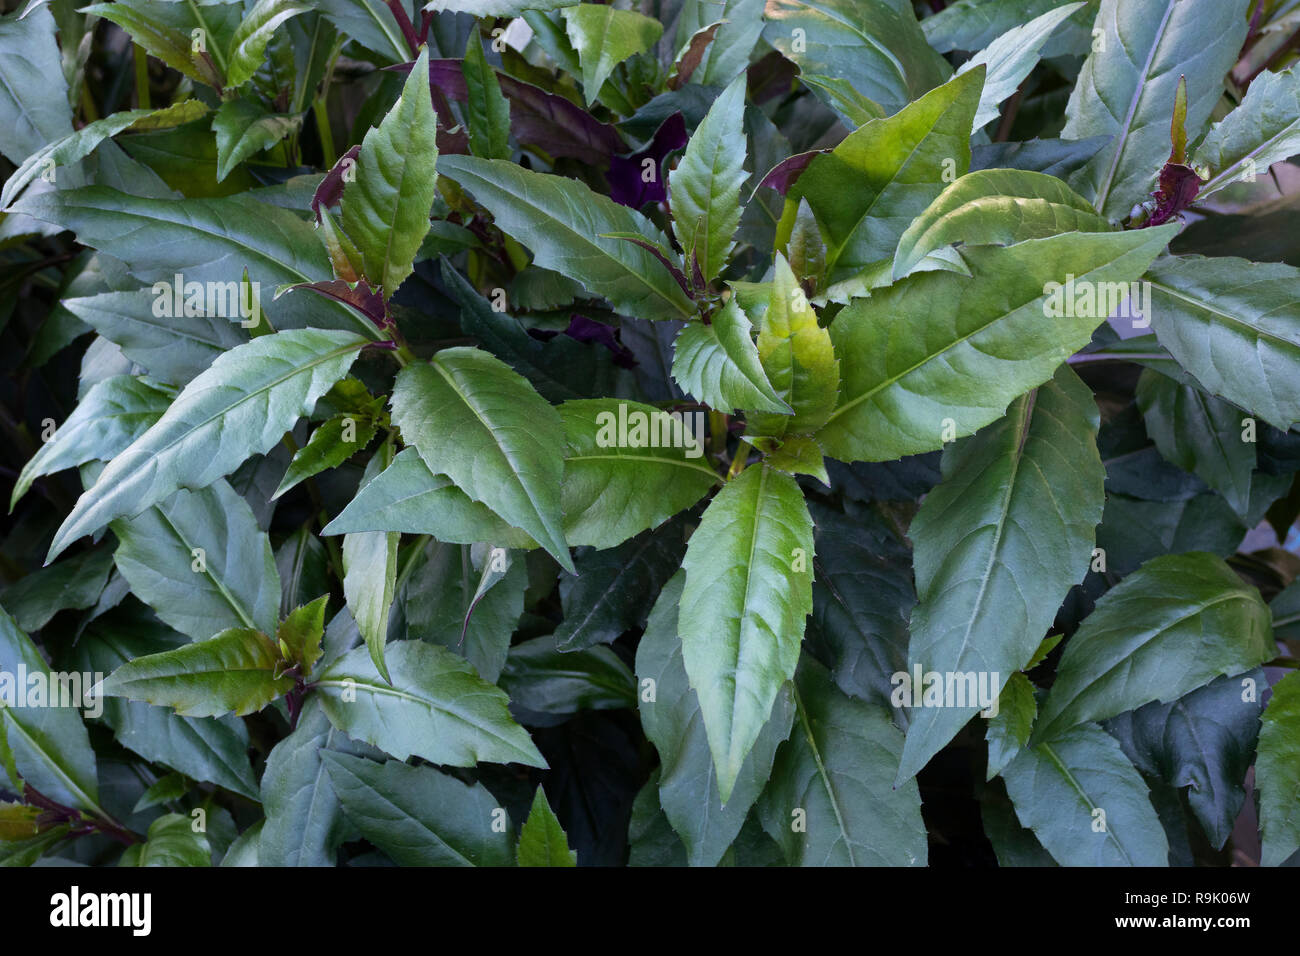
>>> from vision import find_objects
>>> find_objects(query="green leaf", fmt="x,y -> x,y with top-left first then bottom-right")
60,291 -> 247,387
391,348 -> 572,572
436,156 -> 696,321
426,0 -> 581,19
668,74 -> 747,282
1257,672 -> 1300,866
70,621 -> 259,801
675,0 -> 764,86
126,813 -> 210,867
12,187 -> 375,335
758,658 -> 927,866
957,3 -> 1084,131
985,672 -> 1036,780
560,4 -> 662,106
112,480 -> 282,641
258,699 -> 359,867
340,46 -> 438,296
324,752 -> 514,866
1146,254 -> 1300,431
559,398 -> 720,549
1001,722 -> 1168,866
679,463 -> 813,801
818,227 -> 1176,462
132,772 -> 190,813
1,99 -> 209,209
274,413 -> 377,499
1106,671 -> 1263,849
400,540 -> 526,684
517,786 -> 576,866
798,74 -> 886,128
341,446 -> 397,683
225,0 -> 311,89
49,328 -> 369,561
0,5 -> 73,165
671,300 -> 789,415
748,255 -> 839,438
636,572 -> 795,866
499,635 -> 637,716
322,448 -> 535,547
212,99 -> 301,183
81,2 -> 223,90
892,168 -> 1113,279
1063,0 -> 1251,218
12,375 -> 171,509
0,607 -> 100,812
897,366 -> 1105,782
1033,553 -> 1273,743
316,641 -> 546,768
1136,368 -> 1256,516
777,68 -> 985,281
99,626 -> 295,718
0,546 -> 114,632
761,0 -> 951,118
1194,68 -> 1300,199
923,0 -> 1095,54
277,595 -> 327,677
464,33 -> 511,160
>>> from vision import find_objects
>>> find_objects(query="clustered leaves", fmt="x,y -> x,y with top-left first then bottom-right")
1,0 -> 1299,869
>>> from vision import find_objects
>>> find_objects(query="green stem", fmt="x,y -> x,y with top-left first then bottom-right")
314,96 -> 336,168
134,45 -> 150,110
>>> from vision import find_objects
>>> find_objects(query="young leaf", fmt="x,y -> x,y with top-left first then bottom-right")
49,328 -> 369,561
560,4 -> 663,106
436,156 -> 696,321
98,627 -> 296,718
315,641 -> 546,768
225,0 -> 311,89
517,786 -> 577,867
324,752 -> 514,866
274,412 -> 378,499
277,595 -> 328,677
668,74 -> 747,283
1032,553 -> 1273,743
390,348 -> 573,572
1063,0 -> 1250,218
818,227 -> 1176,462
671,300 -> 789,415
985,672 -> 1037,781
1257,672 -> 1300,867
758,659 -> 927,866
897,366 -> 1104,783
81,2 -> 224,90
679,463 -> 813,801
212,99 -> 301,183
124,813 -> 211,867
1194,68 -> 1300,199
463,33 -> 511,160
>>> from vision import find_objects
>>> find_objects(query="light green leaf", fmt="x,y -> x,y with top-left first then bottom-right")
464,32 -> 511,160
798,74 -> 886,128
274,413 -> 378,499
1257,672 -> 1300,866
342,446 -> 398,682
11,375 -> 171,510
923,0 -> 1095,55
558,398 -> 720,549
1063,0 -> 1251,218
818,227 -> 1176,462
391,348 -> 572,572
777,68 -> 985,281
212,99 -> 301,183
636,572 -> 795,866
436,156 -> 696,321
668,74 -> 747,282
49,328 -> 369,561
340,46 -> 438,296
277,595 -> 327,677
679,463 -> 813,801
897,366 -> 1105,782
560,3 -> 662,106
315,641 -> 546,768
761,0 -> 951,117
1001,722 -> 1168,866
957,3 -> 1084,131
321,448 -> 535,547
112,480 -> 281,641
1194,69 -> 1300,199
1033,553 -> 1273,743
985,672 -> 1037,780
675,0 -> 764,86
126,813 -> 210,867
226,0 -> 311,89
324,752 -> 514,866
671,300 -> 789,415
81,2 -> 223,89
892,168 -> 1113,279
517,786 -> 576,866
758,659 -> 927,866
1146,254 -> 1300,432
98,627 -> 295,718
1136,368 -> 1256,516
0,607 -> 100,813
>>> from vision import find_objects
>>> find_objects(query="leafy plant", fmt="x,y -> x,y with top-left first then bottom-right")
2,0 -> 1299,869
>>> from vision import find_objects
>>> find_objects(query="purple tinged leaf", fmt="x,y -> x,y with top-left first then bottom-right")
291,279 -> 389,330
600,231 -> 692,297
312,145 -> 361,223
754,150 -> 827,197
607,112 -> 688,208
529,315 -> 639,369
